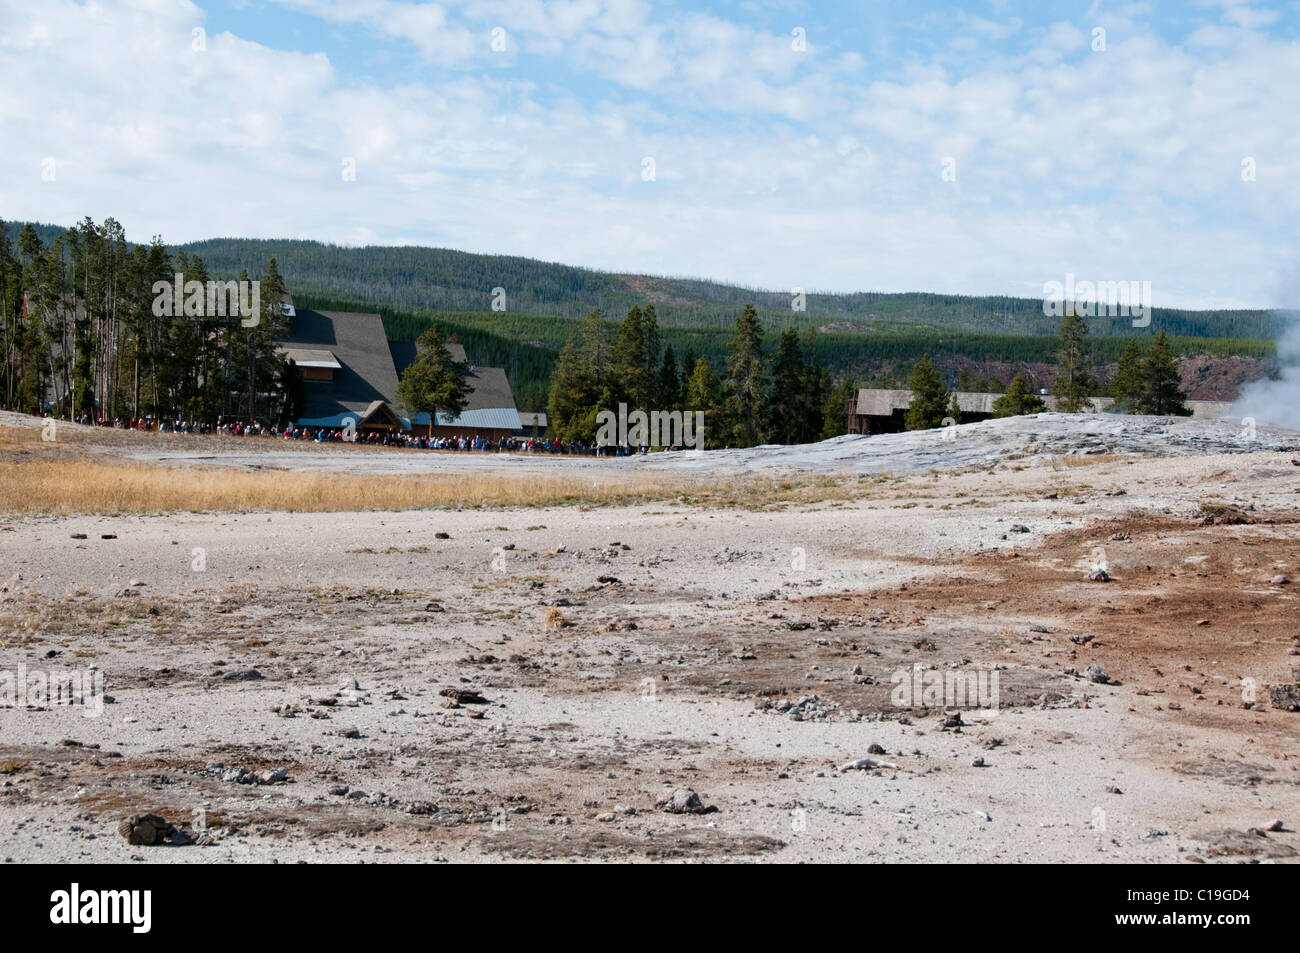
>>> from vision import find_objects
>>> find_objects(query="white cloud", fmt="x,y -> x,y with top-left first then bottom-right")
1,0 -> 1296,309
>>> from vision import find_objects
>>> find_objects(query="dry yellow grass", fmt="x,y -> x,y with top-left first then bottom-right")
0,459 -> 721,515
1046,453 -> 1122,469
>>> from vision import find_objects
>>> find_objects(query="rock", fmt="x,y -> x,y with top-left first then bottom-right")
1268,683 -> 1300,711
1084,663 -> 1111,684
596,575 -> 621,584
1086,568 -> 1111,582
867,743 -> 886,755
258,768 -> 288,784
1271,575 -> 1289,585
221,668 -> 263,682
1009,525 -> 1030,534
328,784 -> 350,796
657,787 -> 708,814
1262,819 -> 1285,832
440,687 -> 489,705
1069,634 -> 1094,645
972,757 -> 986,767
1106,785 -> 1123,794
839,756 -> 899,772
595,812 -> 617,822
435,532 -> 450,539
118,813 -> 185,846
70,533 -> 87,540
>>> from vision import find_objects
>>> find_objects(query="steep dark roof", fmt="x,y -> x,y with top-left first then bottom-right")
389,340 -> 467,376
279,309 -> 399,422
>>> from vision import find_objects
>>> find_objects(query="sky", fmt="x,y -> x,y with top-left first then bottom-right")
2,0 -> 1299,309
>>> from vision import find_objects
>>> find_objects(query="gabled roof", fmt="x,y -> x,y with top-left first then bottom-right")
278,309 -> 399,420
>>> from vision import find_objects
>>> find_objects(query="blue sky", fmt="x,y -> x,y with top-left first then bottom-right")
3,0 -> 1300,309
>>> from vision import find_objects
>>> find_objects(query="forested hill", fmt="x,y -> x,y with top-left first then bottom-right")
8,223 -> 1281,339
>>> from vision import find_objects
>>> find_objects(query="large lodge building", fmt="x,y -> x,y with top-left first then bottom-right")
275,294 -> 525,439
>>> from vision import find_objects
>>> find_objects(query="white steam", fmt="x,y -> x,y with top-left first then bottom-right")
1233,268 -> 1300,432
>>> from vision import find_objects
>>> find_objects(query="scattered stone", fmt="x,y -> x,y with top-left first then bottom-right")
435,532 -> 451,539
328,784 -> 350,796
210,763 -> 288,785
440,687 -> 489,705
1009,525 -> 1030,534
1106,785 -> 1123,795
1069,634 -> 1094,645
839,756 -> 899,772
1268,684 -> 1300,711
1086,568 -> 1111,582
118,814 -> 189,846
100,534 -> 117,540
221,668 -> 263,682
657,787 -> 708,814
1084,663 -> 1112,684
70,533 -> 87,540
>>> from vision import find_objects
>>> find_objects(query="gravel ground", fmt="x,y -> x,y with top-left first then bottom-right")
1,413 -> 1298,863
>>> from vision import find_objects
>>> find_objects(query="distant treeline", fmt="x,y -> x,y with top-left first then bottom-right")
7,225 -> 1285,339
300,294 -> 1275,412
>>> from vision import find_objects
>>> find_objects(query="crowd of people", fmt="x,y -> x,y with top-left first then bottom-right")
69,413 -> 664,456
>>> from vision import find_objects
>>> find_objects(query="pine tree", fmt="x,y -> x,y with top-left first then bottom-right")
947,392 -> 962,425
1109,339 -> 1145,412
396,323 -> 471,428
821,377 -> 855,439
658,344 -> 680,408
993,372 -> 1046,417
904,355 -> 949,430
724,304 -> 765,446
1054,311 -> 1097,412
1138,331 -> 1189,415
798,329 -> 829,443
614,305 -> 654,411
684,356 -> 722,448
766,327 -> 803,444
546,308 -> 615,443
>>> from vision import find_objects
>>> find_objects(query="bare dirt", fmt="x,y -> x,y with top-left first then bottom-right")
1,414 -> 1299,863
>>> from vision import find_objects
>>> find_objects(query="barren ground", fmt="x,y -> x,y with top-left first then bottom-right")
1,412 -> 1299,863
